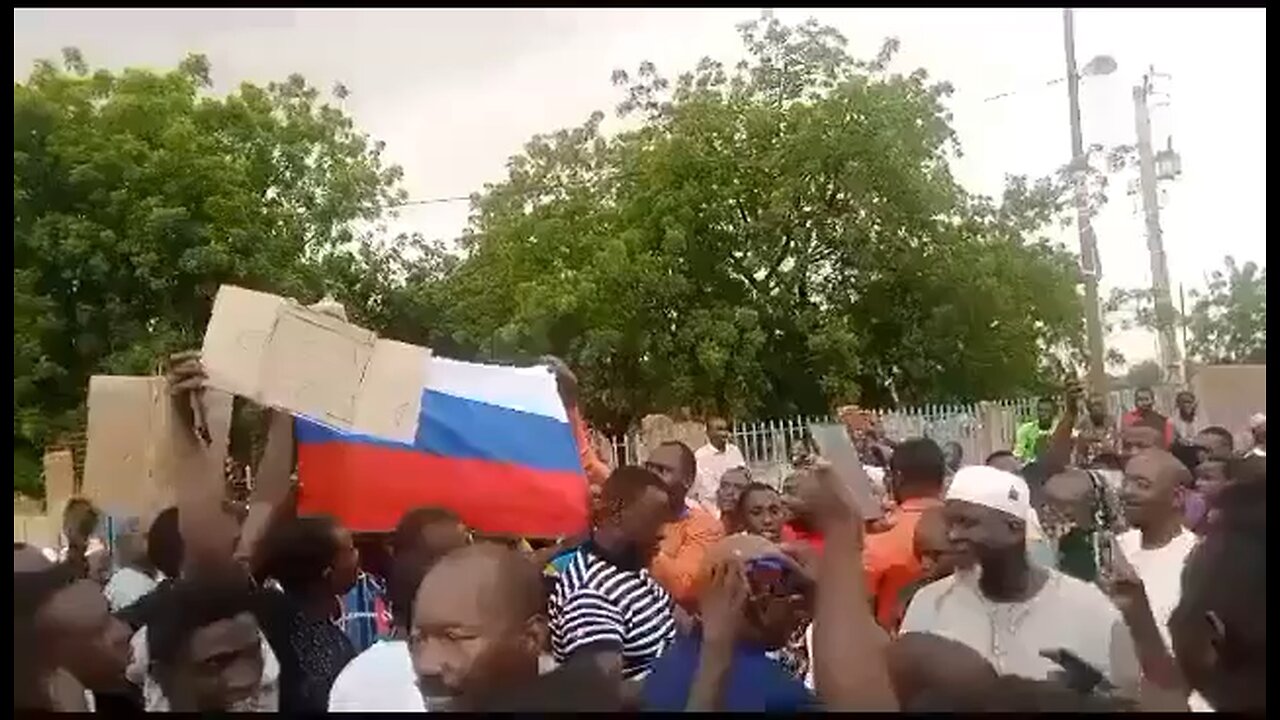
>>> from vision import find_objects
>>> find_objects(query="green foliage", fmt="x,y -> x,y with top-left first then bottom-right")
14,18 -> 1096,493
1124,360 -> 1165,389
444,14 -> 1084,432
1104,256 -> 1266,369
13,50 -> 410,494
1185,256 -> 1266,364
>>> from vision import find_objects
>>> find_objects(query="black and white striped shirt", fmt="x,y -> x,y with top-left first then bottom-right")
548,545 -> 676,680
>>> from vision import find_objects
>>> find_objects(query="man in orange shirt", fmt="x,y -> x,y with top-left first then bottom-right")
644,441 -> 725,612
862,438 -> 947,630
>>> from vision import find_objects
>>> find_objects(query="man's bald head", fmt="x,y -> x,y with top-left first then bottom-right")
14,543 -> 54,573
1121,425 -> 1164,460
888,632 -> 997,710
1132,448 -> 1193,485
419,543 -> 545,624
1121,448 -> 1191,530
411,543 -> 548,704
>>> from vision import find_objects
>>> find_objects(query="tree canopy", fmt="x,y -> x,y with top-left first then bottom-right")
1185,256 -> 1266,365
1103,255 -> 1266,369
13,48 -> 424,494
443,15 -> 1084,431
15,16 -> 1094,491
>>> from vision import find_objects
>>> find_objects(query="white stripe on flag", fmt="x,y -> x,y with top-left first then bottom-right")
425,357 -> 568,422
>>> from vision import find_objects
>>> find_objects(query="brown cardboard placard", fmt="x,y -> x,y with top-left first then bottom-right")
201,286 -> 285,400
82,376 -> 233,523
355,339 -> 432,441
201,285 -> 429,441
82,376 -> 161,518
42,449 -> 76,517
807,423 -> 885,520
1190,364 -> 1266,449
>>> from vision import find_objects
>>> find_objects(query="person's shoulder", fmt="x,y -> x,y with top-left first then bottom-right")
905,572 -> 960,612
689,505 -> 723,527
344,640 -> 410,675
861,518 -> 909,564
694,443 -> 716,458
1170,528 -> 1200,555
1115,528 -> 1141,555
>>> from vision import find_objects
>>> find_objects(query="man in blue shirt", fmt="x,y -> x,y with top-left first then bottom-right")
641,535 -> 818,711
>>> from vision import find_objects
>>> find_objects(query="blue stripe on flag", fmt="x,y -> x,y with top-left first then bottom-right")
294,389 -> 582,475
416,390 -> 582,474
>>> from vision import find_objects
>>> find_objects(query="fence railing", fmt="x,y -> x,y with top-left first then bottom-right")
602,387 -> 1156,479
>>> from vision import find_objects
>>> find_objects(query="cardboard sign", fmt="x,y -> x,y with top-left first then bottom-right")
42,449 -> 76,515
82,376 -> 233,522
1190,364 -> 1266,449
807,423 -> 885,520
201,285 -> 429,442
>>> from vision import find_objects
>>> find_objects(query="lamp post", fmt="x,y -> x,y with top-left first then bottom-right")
1063,7 -> 1113,399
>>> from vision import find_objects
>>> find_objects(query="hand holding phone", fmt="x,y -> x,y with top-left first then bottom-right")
1040,648 -> 1108,694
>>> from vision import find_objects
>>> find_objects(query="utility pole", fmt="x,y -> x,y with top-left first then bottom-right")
1062,8 -> 1108,399
1133,69 -> 1183,384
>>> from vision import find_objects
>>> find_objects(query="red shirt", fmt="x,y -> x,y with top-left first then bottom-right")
1122,409 -> 1174,448
781,522 -> 825,553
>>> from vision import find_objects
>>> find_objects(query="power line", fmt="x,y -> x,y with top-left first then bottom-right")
389,194 -> 471,208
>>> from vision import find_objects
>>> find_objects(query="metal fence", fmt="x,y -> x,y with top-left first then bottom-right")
605,388 -> 1153,475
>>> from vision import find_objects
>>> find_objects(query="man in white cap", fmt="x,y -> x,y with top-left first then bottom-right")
900,466 -> 1139,690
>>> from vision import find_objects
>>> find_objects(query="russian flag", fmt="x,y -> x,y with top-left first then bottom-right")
295,357 -> 590,538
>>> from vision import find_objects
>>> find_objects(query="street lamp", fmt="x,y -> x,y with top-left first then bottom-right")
1155,137 -> 1182,181
981,53 -> 1116,103
1080,54 -> 1118,78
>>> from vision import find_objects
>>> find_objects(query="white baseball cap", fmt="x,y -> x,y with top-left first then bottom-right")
945,465 -> 1031,523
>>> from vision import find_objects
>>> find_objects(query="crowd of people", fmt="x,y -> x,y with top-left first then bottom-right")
13,352 -> 1266,712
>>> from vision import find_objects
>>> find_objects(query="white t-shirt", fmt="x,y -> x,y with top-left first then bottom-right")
328,640 -> 425,712
900,567 -> 1140,689
103,567 -> 159,613
1115,528 -> 1198,651
691,442 -> 747,508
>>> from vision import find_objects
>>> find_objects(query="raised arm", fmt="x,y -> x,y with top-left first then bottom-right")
1040,379 -> 1083,474
165,351 -> 239,576
810,461 -> 898,711
235,407 -> 297,576
685,557 -> 747,711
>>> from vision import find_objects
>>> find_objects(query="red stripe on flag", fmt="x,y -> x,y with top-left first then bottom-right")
297,441 -> 590,538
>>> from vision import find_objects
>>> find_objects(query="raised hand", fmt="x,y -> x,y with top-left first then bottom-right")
809,458 -> 866,534
1098,535 -> 1147,615
165,350 -> 211,444
699,556 -> 748,648
1063,376 -> 1084,415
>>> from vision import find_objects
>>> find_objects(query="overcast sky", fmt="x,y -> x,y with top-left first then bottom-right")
13,8 -> 1267,367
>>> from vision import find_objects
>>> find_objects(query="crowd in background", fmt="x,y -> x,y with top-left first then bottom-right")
14,352 -> 1266,712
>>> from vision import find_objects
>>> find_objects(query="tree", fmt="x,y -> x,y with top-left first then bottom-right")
445,14 -> 1085,432
1185,256 -> 1266,365
1103,256 -> 1266,369
14,50 -> 410,494
1124,359 -> 1164,389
